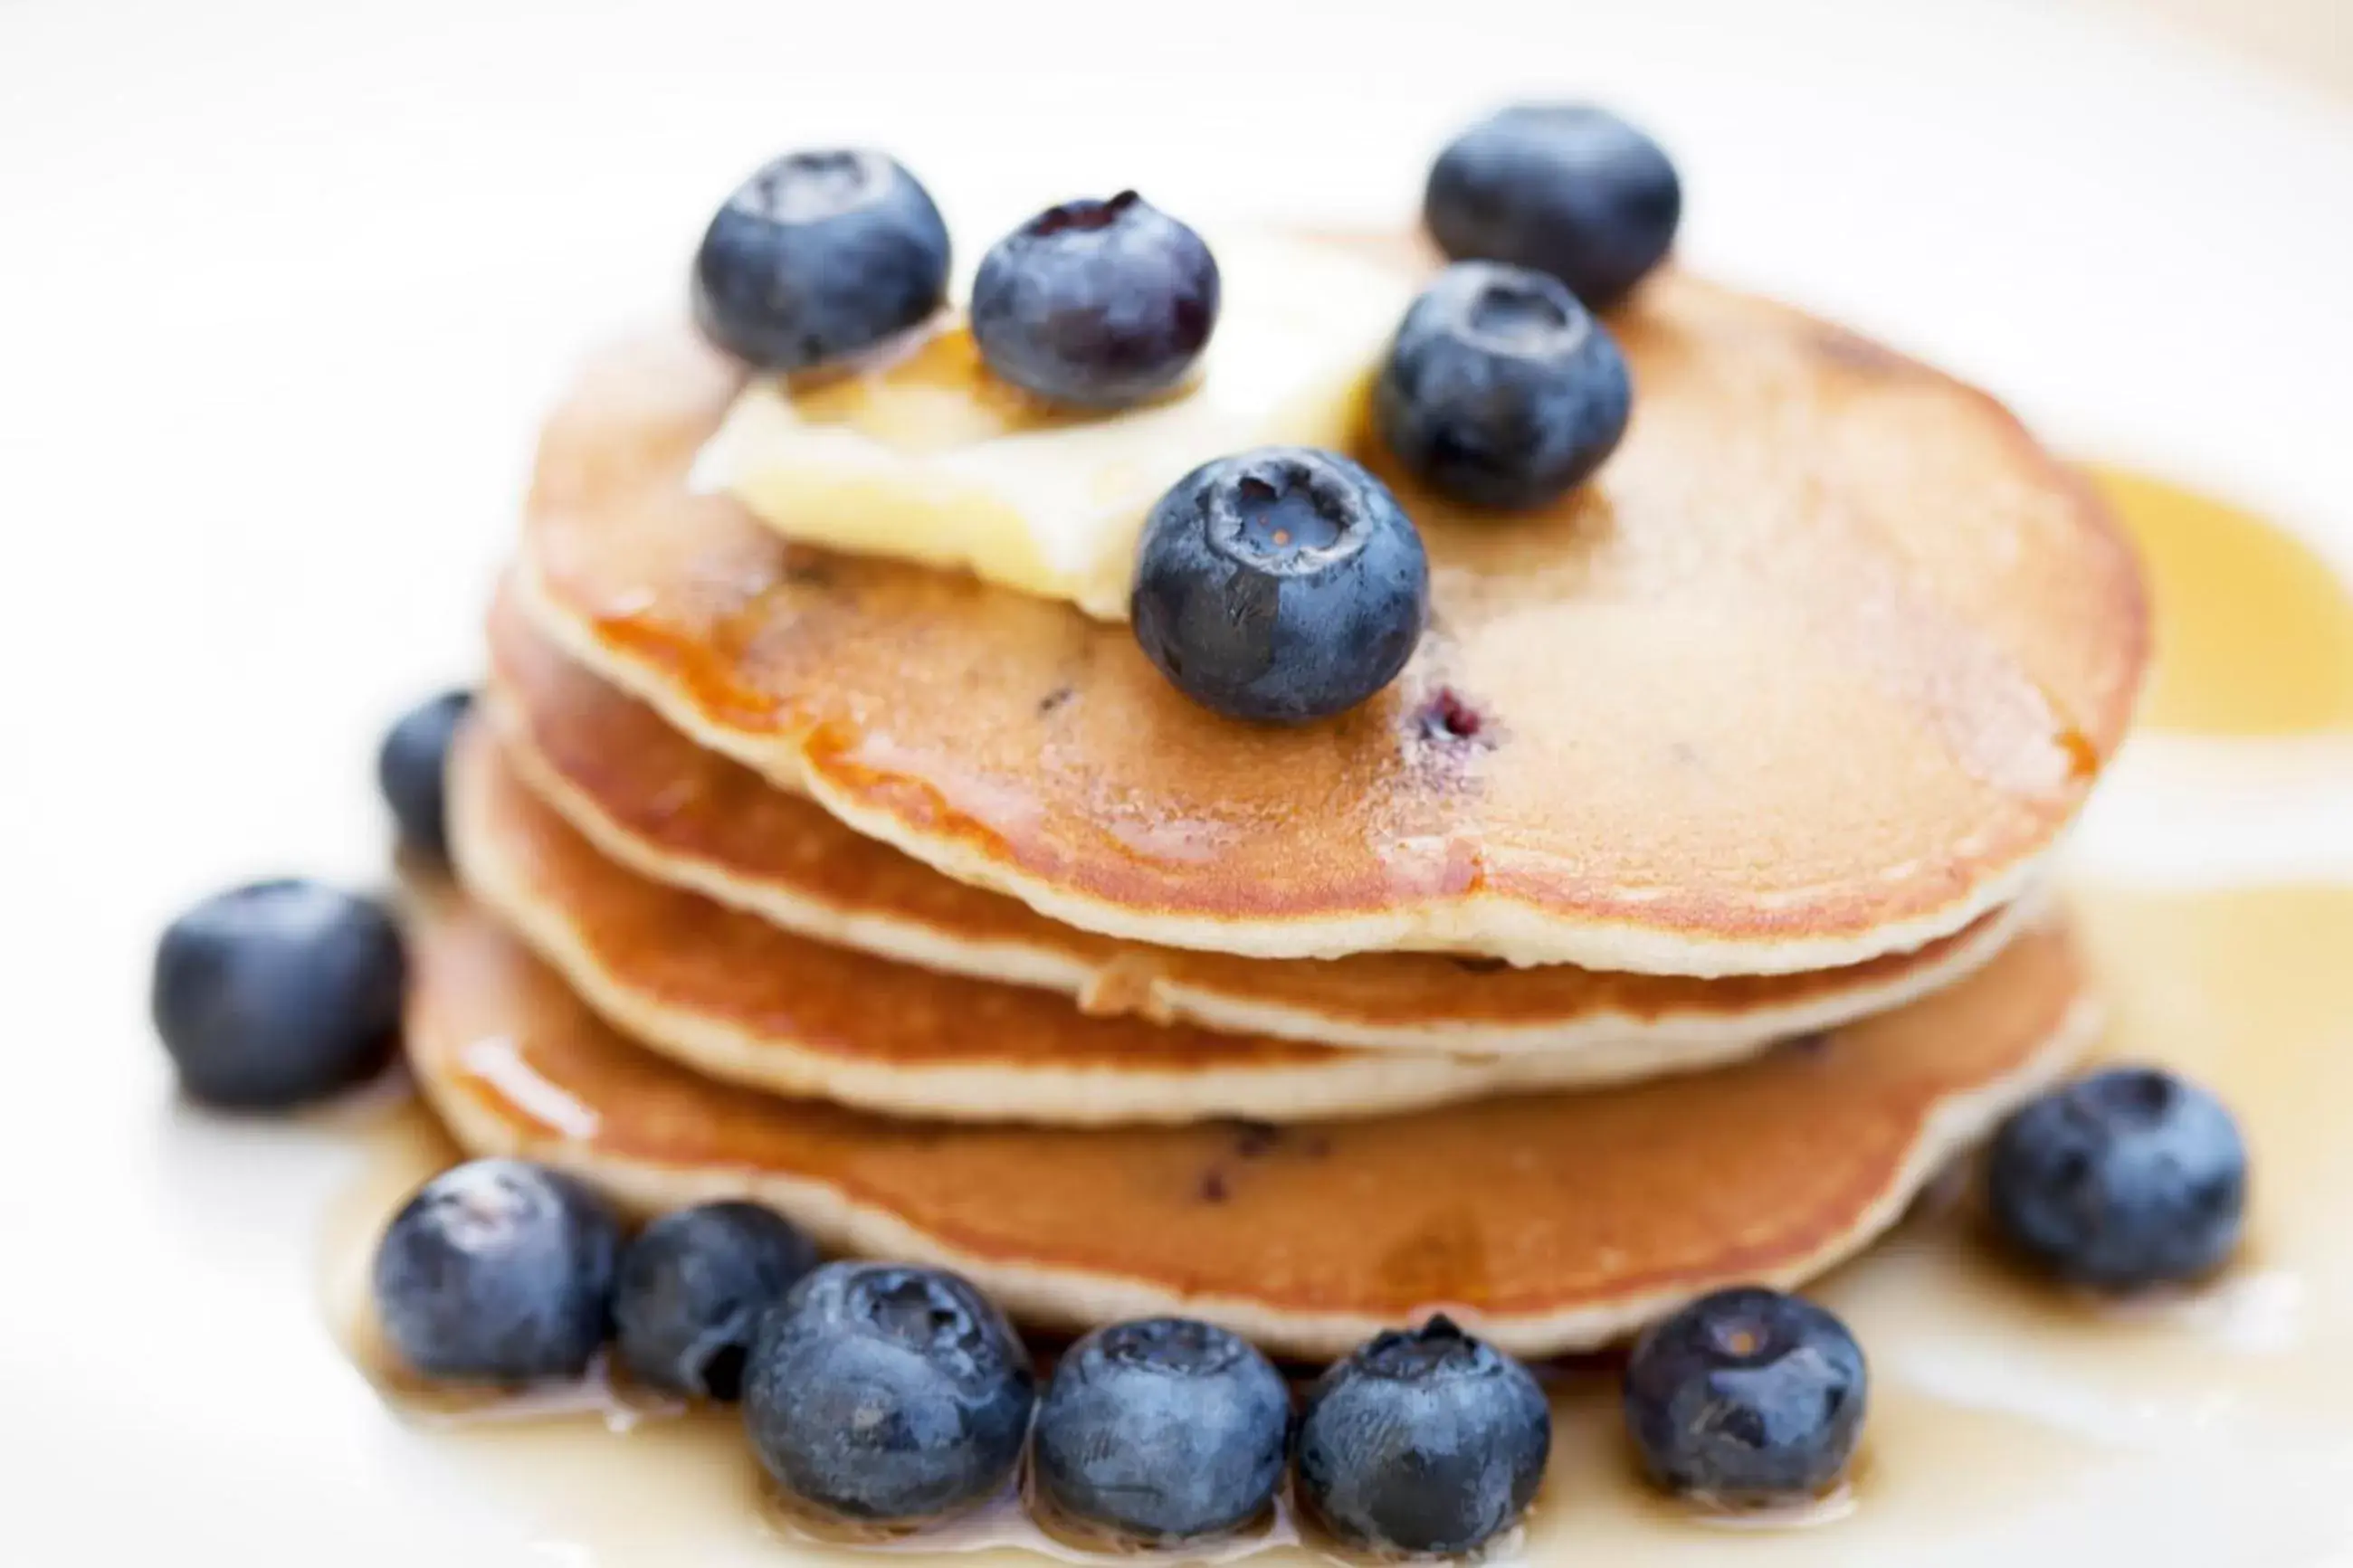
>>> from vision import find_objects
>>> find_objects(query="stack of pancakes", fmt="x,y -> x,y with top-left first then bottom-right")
409,242 -> 2149,1359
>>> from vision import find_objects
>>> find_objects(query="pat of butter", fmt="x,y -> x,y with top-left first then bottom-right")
687,234 -> 1412,621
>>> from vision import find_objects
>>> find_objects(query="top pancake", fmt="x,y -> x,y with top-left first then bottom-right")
516,242 -> 2148,974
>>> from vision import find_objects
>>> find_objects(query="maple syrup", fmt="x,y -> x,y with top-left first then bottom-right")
322,471 -> 2353,1560
785,322 -> 1100,453
2091,467 -> 2353,736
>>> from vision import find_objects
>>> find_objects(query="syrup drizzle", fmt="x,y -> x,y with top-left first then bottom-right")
320,472 -> 2353,1561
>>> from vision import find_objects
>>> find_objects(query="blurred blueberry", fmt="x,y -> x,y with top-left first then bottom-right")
372,1159 -> 623,1383
692,149 -> 950,370
1424,103 -> 1681,309
1988,1067 -> 2248,1289
614,1202 -> 818,1401
1624,1287 -> 1867,1505
151,879 -> 404,1107
970,192 -> 1219,408
377,688 -> 473,863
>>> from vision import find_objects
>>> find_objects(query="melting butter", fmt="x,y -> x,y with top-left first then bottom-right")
689,235 -> 1410,621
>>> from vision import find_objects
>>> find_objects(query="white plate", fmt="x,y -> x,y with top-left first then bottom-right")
4,0 -> 2350,1562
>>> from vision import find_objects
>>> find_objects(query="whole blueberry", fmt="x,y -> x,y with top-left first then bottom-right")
1293,1316 -> 1550,1555
377,688 -> 473,863
744,1262 -> 1034,1524
1424,104 -> 1681,309
613,1202 -> 818,1401
969,192 -> 1219,409
150,879 -> 405,1108
371,1159 -> 623,1383
1623,1287 -> 1868,1505
692,149 -> 951,371
1131,447 -> 1428,725
1988,1067 -> 2248,1289
1376,261 -> 1632,510
1033,1318 -> 1291,1544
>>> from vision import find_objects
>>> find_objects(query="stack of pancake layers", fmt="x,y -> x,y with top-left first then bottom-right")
414,238 -> 2149,1358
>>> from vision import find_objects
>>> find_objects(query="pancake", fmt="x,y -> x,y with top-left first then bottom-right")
453,718 -> 1889,1122
404,878 -> 2095,1357
456,719 -> 1798,1123
488,590 -> 2033,1059
513,245 -> 2146,976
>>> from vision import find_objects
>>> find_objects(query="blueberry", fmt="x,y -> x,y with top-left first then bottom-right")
1623,1287 -> 1868,1505
1131,447 -> 1428,725
150,879 -> 404,1108
1033,1318 -> 1290,1544
377,688 -> 473,863
744,1262 -> 1034,1524
969,192 -> 1219,409
1987,1067 -> 2248,1289
1424,104 -> 1681,309
613,1202 -> 818,1401
692,149 -> 951,371
371,1159 -> 623,1383
1293,1316 -> 1550,1555
1375,261 -> 1632,510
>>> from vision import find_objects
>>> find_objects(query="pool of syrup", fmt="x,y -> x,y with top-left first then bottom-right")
2088,468 -> 2353,736
319,470 -> 2353,1563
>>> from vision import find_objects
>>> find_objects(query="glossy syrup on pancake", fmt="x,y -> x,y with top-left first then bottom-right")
451,720 -> 1821,1122
333,476 -> 2341,1557
485,587 -> 2030,1061
400,876 -> 2090,1357
515,248 -> 2148,975
327,873 -> 2353,1565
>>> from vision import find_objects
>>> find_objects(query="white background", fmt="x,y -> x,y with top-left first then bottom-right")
2,0 -> 2350,1561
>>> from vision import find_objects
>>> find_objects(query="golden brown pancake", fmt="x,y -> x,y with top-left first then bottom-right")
452,719 -> 1805,1121
514,253 -> 2147,975
404,879 -> 2094,1357
488,590 -> 2032,1059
